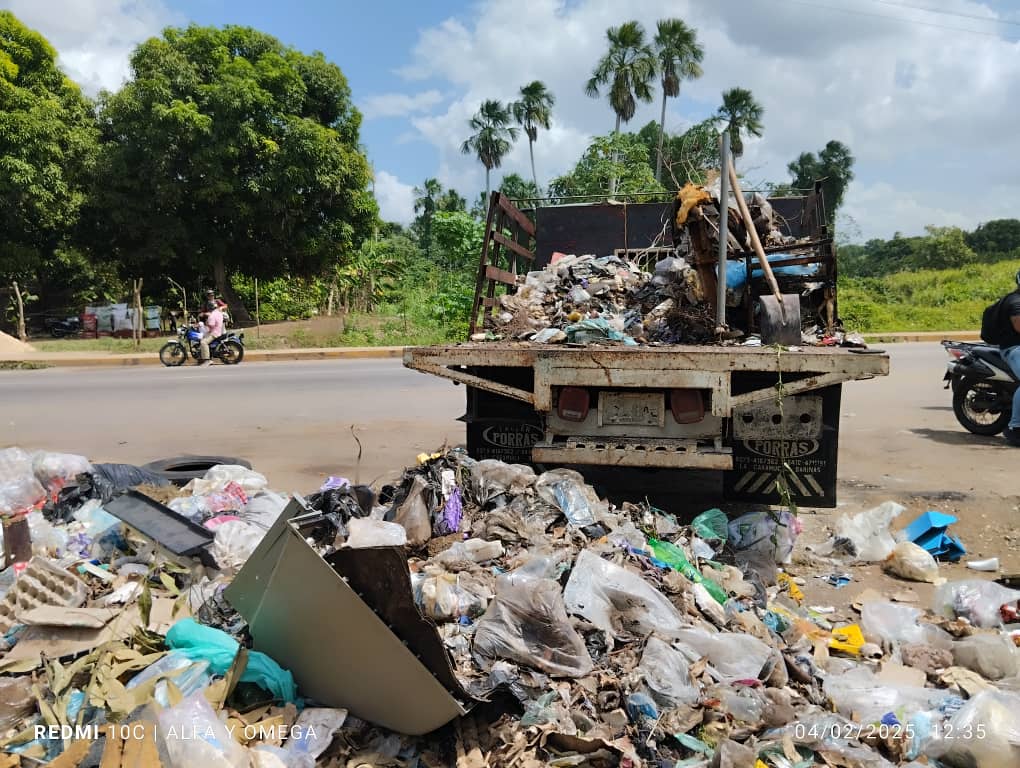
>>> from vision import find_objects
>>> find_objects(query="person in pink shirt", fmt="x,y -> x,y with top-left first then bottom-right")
199,301 -> 224,365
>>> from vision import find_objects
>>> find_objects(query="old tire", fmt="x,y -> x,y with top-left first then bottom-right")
952,382 -> 1011,436
218,340 -> 244,365
159,342 -> 188,367
142,455 -> 253,485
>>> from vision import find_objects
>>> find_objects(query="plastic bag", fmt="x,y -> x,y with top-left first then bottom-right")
433,538 -> 505,570
212,520 -> 266,572
92,463 -> 170,490
27,510 -> 69,557
823,665 -> 952,723
883,541 -> 940,583
391,475 -> 432,546
647,537 -> 728,604
926,691 -> 1020,766
469,460 -> 536,503
203,481 -> 249,514
345,518 -> 408,548
282,708 -> 348,762
951,634 -> 1018,680
435,486 -> 463,536
72,499 -> 121,536
414,570 -> 490,622
31,451 -> 91,493
691,508 -> 728,544
473,572 -> 593,678
127,651 -> 212,706
243,491 -> 289,529
563,549 -> 687,641
535,469 -> 601,527
158,691 -> 250,768
187,465 -> 267,496
933,579 -> 1020,628
728,509 -> 801,564
860,601 -> 952,647
832,501 -> 904,562
639,636 -> 700,707
0,447 -> 45,515
672,627 -> 773,682
166,618 -> 297,702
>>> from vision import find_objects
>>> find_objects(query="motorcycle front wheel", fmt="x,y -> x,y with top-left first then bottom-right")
159,342 -> 188,367
218,340 -> 244,365
952,381 -> 1011,435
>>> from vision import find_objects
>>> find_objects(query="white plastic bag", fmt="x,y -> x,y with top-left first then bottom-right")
414,569 -> 491,622
672,627 -> 772,682
469,460 -> 536,503
883,541 -> 940,583
282,707 -> 348,761
639,636 -> 700,707
243,491 -> 289,529
158,691 -> 249,767
0,447 -> 45,515
211,520 -> 266,573
926,691 -> 1020,766
434,538 -> 505,570
345,518 -> 407,548
933,579 -> 1020,628
728,509 -> 801,563
563,549 -> 687,642
824,665 -> 952,723
31,451 -> 91,493
860,601 -> 951,648
187,465 -> 267,496
831,501 -> 904,562
392,475 -> 431,546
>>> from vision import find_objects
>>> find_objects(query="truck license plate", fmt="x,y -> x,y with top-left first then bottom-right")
598,392 -> 665,427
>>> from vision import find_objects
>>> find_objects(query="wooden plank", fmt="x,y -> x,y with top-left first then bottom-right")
481,297 -> 500,308
496,193 -> 536,237
484,265 -> 519,285
470,192 -> 501,335
490,231 -> 534,261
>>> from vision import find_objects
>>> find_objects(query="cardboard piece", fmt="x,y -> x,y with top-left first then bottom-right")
225,498 -> 473,735
878,661 -> 926,688
0,606 -> 142,672
17,606 -> 120,628
902,511 -> 965,562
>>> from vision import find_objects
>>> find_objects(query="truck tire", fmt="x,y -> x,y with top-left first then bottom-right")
142,455 -> 253,485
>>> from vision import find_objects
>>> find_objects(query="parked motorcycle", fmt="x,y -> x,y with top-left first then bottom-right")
45,316 -> 81,338
942,340 -> 1018,435
159,324 -> 245,367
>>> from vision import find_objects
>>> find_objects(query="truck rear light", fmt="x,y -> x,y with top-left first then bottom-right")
670,389 -> 705,423
558,387 -> 590,422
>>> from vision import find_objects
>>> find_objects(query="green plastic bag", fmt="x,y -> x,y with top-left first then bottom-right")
647,537 -> 728,605
691,508 -> 729,544
166,618 -> 297,702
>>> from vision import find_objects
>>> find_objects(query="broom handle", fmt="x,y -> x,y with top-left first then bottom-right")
727,160 -> 783,305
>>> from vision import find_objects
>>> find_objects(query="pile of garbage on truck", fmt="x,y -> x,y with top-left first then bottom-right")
481,184 -> 862,348
1,444 -> 1019,767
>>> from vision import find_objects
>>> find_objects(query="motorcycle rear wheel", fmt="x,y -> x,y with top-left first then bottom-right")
952,381 -> 1011,435
159,342 -> 188,367
218,340 -> 244,365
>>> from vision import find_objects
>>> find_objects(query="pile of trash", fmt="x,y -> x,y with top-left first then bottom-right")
1,445 -> 1020,767
483,253 -> 716,345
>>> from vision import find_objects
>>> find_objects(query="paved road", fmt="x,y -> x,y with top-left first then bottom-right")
1,343 -> 1015,520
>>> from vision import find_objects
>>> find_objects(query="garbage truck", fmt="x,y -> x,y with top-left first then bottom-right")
404,187 -> 888,507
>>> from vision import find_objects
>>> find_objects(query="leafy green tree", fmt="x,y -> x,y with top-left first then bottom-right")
652,19 -> 703,183
549,133 -> 664,201
965,219 -> 1020,256
88,24 -> 376,319
912,226 -> 977,271
716,87 -> 763,158
461,99 -> 518,206
786,140 -> 855,227
412,178 -> 443,257
511,80 -> 554,192
585,21 -> 658,195
432,210 -> 485,271
499,172 -> 540,203
636,118 -> 719,189
0,12 -> 97,292
437,188 -> 467,213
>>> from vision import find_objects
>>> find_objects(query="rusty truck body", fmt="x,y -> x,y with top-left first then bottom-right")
404,190 -> 888,507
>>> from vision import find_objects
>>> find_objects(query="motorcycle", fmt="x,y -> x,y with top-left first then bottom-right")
159,324 -> 245,367
942,339 -> 1018,435
45,316 -> 81,338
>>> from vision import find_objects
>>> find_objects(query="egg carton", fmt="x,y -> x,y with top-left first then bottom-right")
0,556 -> 88,634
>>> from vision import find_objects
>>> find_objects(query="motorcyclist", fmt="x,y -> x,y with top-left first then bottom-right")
198,300 -> 224,366
202,289 -> 230,325
999,269 -> 1020,446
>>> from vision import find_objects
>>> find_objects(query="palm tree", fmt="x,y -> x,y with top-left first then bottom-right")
716,87 -> 764,158
412,177 -> 443,257
585,21 -> 658,194
461,99 -> 519,207
511,81 -> 555,193
653,19 -> 704,183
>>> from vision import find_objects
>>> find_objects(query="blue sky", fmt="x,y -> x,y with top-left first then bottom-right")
9,0 -> 1020,239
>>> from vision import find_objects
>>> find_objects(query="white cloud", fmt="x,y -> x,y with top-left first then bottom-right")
7,0 -> 177,93
398,0 -> 1020,240
361,89 -> 444,119
374,170 -> 416,224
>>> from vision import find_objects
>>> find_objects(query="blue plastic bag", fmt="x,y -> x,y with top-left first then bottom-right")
165,618 -> 297,702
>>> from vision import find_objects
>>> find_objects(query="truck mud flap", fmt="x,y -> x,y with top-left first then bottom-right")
465,383 -> 543,465
723,384 -> 840,507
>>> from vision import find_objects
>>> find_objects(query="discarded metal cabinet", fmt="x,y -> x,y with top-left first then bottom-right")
225,498 -> 475,735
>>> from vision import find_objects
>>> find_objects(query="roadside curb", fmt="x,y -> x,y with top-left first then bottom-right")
863,331 -> 980,343
0,346 -> 404,368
